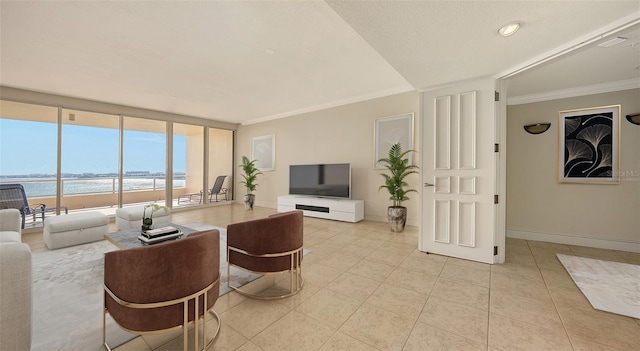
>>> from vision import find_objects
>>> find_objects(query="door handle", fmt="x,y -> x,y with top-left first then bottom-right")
424,183 -> 434,187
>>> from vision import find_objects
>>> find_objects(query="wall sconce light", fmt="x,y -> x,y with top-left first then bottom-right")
523,123 -> 551,134
626,113 -> 640,125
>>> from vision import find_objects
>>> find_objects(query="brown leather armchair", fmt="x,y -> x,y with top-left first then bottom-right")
227,210 -> 304,299
103,229 -> 221,351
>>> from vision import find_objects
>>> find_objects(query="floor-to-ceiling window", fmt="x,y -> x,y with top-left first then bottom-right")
1,97 -> 234,224
173,123 -> 204,207
122,116 -> 168,207
61,109 -> 119,210
208,128 -> 234,201
0,101 -> 59,227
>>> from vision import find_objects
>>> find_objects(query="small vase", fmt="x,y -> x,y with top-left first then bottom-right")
244,194 -> 255,210
142,217 -> 153,231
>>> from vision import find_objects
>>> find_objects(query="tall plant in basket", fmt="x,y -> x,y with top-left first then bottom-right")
378,143 -> 419,232
240,156 -> 262,210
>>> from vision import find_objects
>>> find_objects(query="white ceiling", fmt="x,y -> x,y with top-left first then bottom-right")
1,1 -> 639,125
506,22 -> 640,100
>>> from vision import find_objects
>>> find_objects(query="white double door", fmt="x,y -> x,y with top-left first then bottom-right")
419,78 -> 500,264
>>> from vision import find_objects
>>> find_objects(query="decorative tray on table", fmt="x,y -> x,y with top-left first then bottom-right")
138,226 -> 183,245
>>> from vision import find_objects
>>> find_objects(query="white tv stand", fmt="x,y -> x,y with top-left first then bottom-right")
277,195 -> 364,223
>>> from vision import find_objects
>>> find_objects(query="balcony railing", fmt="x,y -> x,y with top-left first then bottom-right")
0,176 -> 186,198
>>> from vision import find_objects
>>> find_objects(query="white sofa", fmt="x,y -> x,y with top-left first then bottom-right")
0,209 -> 31,351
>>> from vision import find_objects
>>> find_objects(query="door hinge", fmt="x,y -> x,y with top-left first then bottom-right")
494,194 -> 499,204
494,246 -> 498,255
494,91 -> 500,102
494,143 -> 499,152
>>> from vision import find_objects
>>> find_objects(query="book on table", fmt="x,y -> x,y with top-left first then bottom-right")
139,226 -> 183,245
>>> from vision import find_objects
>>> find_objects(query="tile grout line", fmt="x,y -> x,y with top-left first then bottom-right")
304,225 -> 386,351
294,225 -> 379,350
397,253 -> 442,351
528,239 -> 576,351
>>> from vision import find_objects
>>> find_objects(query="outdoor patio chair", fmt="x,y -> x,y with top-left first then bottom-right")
0,184 -> 45,229
0,183 -> 68,229
177,175 -> 228,205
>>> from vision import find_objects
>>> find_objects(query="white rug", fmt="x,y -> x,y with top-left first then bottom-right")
31,223 -> 259,351
557,254 -> 640,319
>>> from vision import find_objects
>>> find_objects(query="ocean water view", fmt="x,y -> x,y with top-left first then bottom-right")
1,177 -> 186,197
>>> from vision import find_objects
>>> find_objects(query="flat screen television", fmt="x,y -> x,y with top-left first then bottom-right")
289,163 -> 351,199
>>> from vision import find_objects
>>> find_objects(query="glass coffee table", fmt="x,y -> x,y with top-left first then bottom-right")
105,223 -> 199,250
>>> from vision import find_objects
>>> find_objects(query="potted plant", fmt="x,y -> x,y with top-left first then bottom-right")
239,156 -> 262,210
378,143 -> 419,232
142,203 -> 169,231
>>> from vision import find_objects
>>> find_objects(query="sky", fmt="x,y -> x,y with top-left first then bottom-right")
0,119 -> 186,175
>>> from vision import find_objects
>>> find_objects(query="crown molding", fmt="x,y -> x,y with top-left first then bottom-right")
507,78 -> 640,105
497,14 -> 640,80
241,85 -> 415,125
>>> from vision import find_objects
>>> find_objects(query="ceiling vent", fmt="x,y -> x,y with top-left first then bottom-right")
598,36 -> 628,48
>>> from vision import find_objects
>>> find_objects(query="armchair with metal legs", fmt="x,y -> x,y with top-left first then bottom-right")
227,210 -> 304,299
103,230 -> 221,351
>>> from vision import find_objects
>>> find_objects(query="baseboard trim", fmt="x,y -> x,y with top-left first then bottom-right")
507,229 -> 640,253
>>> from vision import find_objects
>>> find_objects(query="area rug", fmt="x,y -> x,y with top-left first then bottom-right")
31,223 -> 259,351
187,222 -> 263,296
557,254 -> 640,319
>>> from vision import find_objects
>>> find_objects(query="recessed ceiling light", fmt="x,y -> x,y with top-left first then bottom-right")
498,21 -> 523,37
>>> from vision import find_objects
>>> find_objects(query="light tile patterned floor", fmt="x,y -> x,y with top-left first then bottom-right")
23,204 -> 640,350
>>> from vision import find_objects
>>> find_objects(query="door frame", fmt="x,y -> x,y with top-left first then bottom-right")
494,79 -> 507,264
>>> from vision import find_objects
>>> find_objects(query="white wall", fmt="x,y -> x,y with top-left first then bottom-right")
506,89 -> 640,252
235,91 -> 421,225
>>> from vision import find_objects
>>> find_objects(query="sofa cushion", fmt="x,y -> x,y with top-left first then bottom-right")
0,231 -> 21,243
0,209 -> 21,233
44,212 -> 108,233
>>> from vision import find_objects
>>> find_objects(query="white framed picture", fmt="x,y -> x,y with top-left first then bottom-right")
251,134 -> 275,171
374,113 -> 414,169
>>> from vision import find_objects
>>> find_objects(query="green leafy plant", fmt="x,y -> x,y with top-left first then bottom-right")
239,156 -> 263,195
378,143 -> 419,207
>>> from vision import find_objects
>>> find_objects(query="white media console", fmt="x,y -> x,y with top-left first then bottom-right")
277,195 -> 364,223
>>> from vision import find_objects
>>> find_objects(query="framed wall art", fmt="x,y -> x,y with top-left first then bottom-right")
558,105 -> 620,184
374,113 -> 414,169
251,134 -> 275,171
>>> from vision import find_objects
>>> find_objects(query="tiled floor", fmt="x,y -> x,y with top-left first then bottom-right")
23,204 -> 640,350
